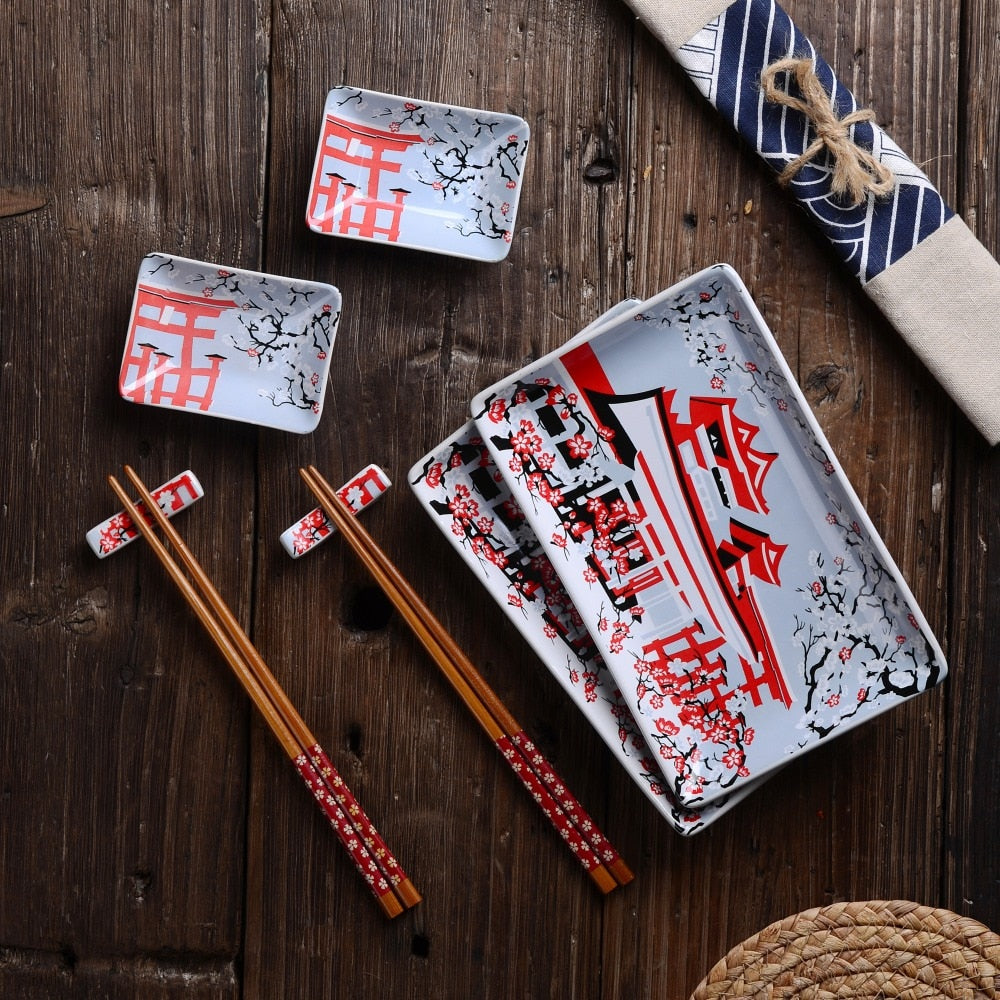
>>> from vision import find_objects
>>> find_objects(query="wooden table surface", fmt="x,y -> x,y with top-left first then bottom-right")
3,1 -> 998,996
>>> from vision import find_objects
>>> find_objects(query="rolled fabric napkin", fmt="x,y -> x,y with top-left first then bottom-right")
623,0 -> 1000,445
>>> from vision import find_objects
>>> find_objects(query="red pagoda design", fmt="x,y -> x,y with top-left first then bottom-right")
308,114 -> 423,242
634,390 -> 792,708
119,285 -> 233,411
581,388 -> 792,712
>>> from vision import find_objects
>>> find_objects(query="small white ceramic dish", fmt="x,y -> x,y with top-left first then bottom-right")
470,264 -> 946,809
306,86 -> 530,262
119,253 -> 340,433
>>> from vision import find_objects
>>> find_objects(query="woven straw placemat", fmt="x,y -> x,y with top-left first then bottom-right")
690,900 -> 1000,999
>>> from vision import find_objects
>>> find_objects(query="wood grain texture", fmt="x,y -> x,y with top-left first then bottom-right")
945,0 -> 1000,929
0,0 -> 266,984
1,0 -> 996,997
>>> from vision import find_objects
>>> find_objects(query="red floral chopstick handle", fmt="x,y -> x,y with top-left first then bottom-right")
511,730 -> 628,877
293,744 -> 409,903
496,734 -> 606,875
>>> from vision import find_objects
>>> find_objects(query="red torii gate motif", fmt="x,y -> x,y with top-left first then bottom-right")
308,114 -> 423,242
120,285 -> 233,411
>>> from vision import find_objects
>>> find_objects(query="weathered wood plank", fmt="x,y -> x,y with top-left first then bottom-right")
2,0 -> 997,997
945,0 -> 1000,926
244,0 -> 635,995
0,0 -> 267,982
0,949 -> 237,1000
603,1 -> 956,996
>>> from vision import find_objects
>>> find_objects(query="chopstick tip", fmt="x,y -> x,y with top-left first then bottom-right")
397,878 -> 423,910
609,857 -> 635,887
379,891 -> 406,919
591,864 -> 619,895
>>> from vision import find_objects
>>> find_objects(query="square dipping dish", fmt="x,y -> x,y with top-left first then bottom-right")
118,253 -> 341,433
306,85 -> 530,261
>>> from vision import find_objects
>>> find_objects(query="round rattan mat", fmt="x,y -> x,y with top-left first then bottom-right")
690,900 -> 1000,999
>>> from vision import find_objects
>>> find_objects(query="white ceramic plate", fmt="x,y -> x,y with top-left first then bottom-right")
119,253 -> 340,433
470,264 -> 947,808
410,301 -> 759,834
411,417 -> 757,835
306,86 -> 530,262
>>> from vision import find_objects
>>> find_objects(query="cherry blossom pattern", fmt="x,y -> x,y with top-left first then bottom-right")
792,503 -> 944,741
292,744 -> 408,899
410,434 -> 676,804
181,266 -> 337,414
633,278 -> 840,479
477,377 -> 761,800
342,88 -> 529,248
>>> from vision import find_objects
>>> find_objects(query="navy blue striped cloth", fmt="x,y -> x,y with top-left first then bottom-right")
675,0 -> 952,284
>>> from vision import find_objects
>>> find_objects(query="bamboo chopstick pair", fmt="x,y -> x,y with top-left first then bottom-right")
299,466 -> 633,893
107,466 -> 421,918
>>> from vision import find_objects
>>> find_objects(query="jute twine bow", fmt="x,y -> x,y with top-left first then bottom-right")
759,56 -> 895,207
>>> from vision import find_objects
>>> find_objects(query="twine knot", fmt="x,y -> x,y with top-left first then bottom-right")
759,56 -> 895,207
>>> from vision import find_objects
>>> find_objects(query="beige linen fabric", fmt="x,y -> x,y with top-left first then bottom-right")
866,215 -> 1000,445
623,0 -> 1000,444
625,0 -> 732,53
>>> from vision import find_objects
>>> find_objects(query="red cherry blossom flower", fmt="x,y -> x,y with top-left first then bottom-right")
510,427 -> 542,455
566,433 -> 593,460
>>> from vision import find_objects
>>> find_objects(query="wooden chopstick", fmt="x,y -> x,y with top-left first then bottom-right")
109,468 -> 420,917
300,465 -> 633,892
299,466 -> 628,891
112,468 -> 420,915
